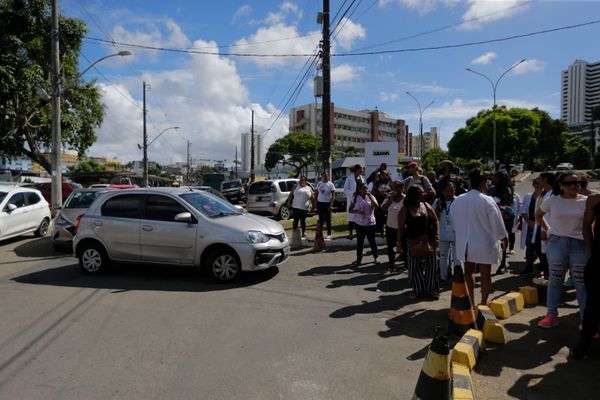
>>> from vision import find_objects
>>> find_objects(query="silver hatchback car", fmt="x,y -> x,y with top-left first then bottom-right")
246,178 -> 299,220
73,187 -> 289,282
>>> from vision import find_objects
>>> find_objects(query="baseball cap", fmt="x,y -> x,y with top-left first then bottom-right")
407,162 -> 418,168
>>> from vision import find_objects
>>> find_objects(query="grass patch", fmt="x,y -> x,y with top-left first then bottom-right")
278,211 -> 350,237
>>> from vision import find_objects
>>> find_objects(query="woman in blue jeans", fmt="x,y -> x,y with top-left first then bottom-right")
536,172 -> 588,329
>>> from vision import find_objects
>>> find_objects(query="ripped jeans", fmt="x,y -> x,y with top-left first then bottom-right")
545,235 -> 588,319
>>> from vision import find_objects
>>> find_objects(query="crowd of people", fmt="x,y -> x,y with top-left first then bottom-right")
288,160 -> 599,359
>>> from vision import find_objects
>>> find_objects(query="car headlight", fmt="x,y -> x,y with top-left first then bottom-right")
246,230 -> 270,244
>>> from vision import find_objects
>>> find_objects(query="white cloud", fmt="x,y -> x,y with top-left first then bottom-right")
460,0 -> 529,30
407,83 -> 462,95
333,18 -> 366,51
379,91 -> 399,103
331,64 -> 364,83
471,51 -> 497,65
88,37 -> 288,165
111,18 -> 191,62
512,59 -> 546,75
232,5 -> 252,23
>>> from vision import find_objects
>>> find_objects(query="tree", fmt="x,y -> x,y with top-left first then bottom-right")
67,159 -> 105,173
264,132 -> 321,178
0,0 -> 104,174
420,148 -> 449,172
448,107 -> 575,169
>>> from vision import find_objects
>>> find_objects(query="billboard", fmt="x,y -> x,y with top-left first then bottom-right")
364,141 -> 398,181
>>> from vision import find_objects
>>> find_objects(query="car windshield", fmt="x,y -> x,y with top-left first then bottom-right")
249,181 -> 272,194
222,181 -> 241,189
334,178 -> 346,189
65,191 -> 101,209
0,191 -> 7,203
180,192 -> 241,218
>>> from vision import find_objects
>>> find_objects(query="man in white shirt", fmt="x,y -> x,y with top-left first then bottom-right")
316,172 -> 336,238
451,169 -> 508,306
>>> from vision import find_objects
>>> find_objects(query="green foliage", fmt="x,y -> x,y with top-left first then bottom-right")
265,132 -> 321,178
0,0 -> 104,174
562,133 -> 590,169
420,148 -> 449,172
68,159 -> 106,173
447,106 -> 590,169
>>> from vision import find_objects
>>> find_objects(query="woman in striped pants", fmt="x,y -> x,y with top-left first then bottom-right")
397,185 -> 440,299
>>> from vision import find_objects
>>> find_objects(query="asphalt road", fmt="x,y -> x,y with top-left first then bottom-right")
0,172 -> 598,400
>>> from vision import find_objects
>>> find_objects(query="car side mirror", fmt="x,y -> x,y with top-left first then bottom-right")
174,212 -> 193,222
7,203 -> 17,212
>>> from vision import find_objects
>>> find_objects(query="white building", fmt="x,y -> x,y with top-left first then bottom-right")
561,60 -> 600,127
410,127 -> 439,157
289,103 -> 409,157
241,132 -> 263,174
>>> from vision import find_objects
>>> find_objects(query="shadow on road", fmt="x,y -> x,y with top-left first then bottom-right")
12,237 -> 59,258
12,262 -> 279,293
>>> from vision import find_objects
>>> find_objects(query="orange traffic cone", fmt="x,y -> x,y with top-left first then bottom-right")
448,264 -> 477,336
313,220 -> 325,252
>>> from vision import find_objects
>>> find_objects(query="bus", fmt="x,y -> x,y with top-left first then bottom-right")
202,172 -> 225,190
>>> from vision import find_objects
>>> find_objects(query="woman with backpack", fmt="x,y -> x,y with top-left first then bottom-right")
397,185 -> 440,299
432,181 -> 457,283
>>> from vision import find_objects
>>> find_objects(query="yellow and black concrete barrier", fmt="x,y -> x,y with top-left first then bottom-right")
489,292 -> 524,319
452,362 -> 475,400
451,329 -> 483,370
476,305 -> 506,345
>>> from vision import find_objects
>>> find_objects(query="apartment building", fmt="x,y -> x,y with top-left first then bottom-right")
289,103 -> 409,157
410,127 -> 439,157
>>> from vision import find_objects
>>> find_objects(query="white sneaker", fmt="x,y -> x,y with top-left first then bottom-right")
509,250 -> 516,255
326,235 -> 332,240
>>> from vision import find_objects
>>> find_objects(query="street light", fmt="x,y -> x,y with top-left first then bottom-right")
141,126 -> 180,187
49,50 -> 131,213
406,92 -> 434,159
466,59 -> 525,172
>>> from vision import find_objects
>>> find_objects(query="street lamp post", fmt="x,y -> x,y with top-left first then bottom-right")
466,59 -> 525,172
140,126 -> 180,187
49,46 -> 131,213
406,92 -> 434,159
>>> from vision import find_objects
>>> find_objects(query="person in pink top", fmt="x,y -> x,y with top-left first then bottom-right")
349,182 -> 379,265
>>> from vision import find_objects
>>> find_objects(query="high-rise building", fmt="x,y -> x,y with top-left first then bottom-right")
561,59 -> 600,127
241,132 -> 262,174
410,127 -> 439,157
289,103 -> 409,157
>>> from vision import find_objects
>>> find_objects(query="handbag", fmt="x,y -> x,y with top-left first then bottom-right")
408,235 -> 433,257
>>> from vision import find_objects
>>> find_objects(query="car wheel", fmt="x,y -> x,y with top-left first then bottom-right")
207,248 -> 241,282
34,218 -> 50,237
278,204 -> 291,220
79,243 -> 109,274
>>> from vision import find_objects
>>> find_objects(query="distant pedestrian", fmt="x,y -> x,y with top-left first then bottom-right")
397,185 -> 440,299
532,172 -> 556,283
287,176 -> 315,238
519,178 -> 541,275
380,178 -> 405,272
572,191 -> 600,358
316,172 -> 335,238
437,160 -> 468,196
371,170 -> 393,235
432,181 -> 457,283
450,169 -> 507,306
403,162 -> 436,200
344,164 -> 365,239
536,172 -> 588,329
349,182 -> 379,265
490,170 -> 517,275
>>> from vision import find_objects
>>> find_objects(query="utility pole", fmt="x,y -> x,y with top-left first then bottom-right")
187,140 -> 191,185
250,110 -> 255,182
50,0 -> 62,213
235,146 -> 238,178
321,0 -> 331,176
142,81 -> 148,187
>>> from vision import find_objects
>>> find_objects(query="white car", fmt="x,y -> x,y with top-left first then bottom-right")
0,187 -> 51,241
556,162 -> 574,170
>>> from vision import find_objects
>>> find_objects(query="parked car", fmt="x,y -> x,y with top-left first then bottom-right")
0,187 -> 51,241
73,187 -> 289,282
333,177 -> 347,211
556,162 -> 574,170
220,179 -> 246,204
89,184 -> 111,188
51,188 -> 113,250
35,181 -> 82,204
246,178 -> 300,220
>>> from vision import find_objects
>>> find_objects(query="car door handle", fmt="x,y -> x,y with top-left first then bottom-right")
142,225 -> 153,232
93,220 -> 103,227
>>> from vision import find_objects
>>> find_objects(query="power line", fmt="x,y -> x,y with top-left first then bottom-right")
83,19 -> 600,58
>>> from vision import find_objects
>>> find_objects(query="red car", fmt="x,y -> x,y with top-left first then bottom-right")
35,182 -> 82,205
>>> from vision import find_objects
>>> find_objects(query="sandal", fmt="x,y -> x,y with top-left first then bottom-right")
409,292 -> 418,300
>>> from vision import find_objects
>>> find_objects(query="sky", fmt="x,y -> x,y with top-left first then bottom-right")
61,0 -> 600,167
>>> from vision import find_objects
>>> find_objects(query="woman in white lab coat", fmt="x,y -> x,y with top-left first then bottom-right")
343,164 -> 364,239
450,169 -> 508,306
